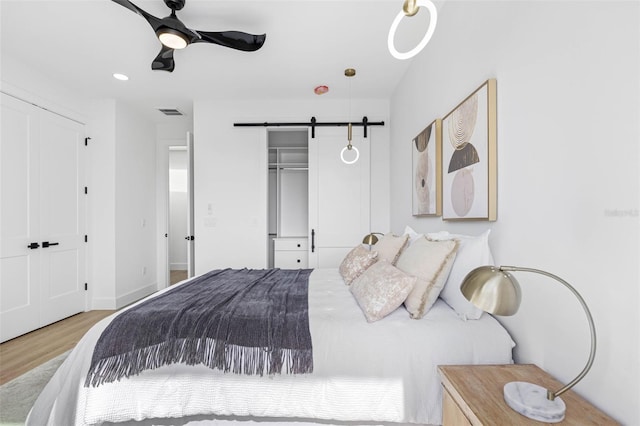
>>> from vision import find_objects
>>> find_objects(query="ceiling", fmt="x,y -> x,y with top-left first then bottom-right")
0,0 -> 436,122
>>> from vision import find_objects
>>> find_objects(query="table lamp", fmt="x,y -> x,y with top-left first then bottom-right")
362,232 -> 383,246
460,265 -> 596,423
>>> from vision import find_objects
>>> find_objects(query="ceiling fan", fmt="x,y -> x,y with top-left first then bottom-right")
112,0 -> 266,72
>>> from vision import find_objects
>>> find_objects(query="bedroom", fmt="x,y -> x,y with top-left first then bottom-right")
0,0 -> 638,424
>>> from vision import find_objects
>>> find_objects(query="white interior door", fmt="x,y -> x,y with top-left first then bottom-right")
0,94 -> 85,342
38,110 -> 86,325
308,130 -> 370,268
1,94 -> 41,341
186,132 -> 195,277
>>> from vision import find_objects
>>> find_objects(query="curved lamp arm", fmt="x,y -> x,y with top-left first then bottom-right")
501,266 -> 597,401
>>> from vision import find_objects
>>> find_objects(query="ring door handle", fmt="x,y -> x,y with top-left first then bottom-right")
28,242 -> 40,249
42,241 -> 59,248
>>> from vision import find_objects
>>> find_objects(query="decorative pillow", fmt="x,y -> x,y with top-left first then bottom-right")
396,237 -> 459,319
373,233 -> 409,265
339,245 -> 378,285
403,225 -> 424,245
426,230 -> 494,320
350,261 -> 417,322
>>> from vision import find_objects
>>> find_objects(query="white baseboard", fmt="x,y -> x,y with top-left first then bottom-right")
116,283 -> 158,309
91,283 -> 158,310
91,297 -> 118,310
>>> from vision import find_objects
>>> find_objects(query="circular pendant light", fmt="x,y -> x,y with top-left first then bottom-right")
388,0 -> 438,60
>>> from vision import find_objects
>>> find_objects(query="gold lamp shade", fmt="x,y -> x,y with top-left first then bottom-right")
362,232 -> 383,246
461,266 -> 521,316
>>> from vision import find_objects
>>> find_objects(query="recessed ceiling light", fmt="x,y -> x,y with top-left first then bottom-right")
113,73 -> 129,81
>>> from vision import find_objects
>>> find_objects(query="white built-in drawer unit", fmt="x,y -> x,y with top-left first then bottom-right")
274,237 -> 308,268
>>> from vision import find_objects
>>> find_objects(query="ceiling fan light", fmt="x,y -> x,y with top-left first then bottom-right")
158,29 -> 188,49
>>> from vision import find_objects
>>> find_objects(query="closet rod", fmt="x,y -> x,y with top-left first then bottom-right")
234,116 -> 384,138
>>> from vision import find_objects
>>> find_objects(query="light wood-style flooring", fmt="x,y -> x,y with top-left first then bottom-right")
171,269 -> 188,285
0,310 -> 115,385
0,272 -> 188,385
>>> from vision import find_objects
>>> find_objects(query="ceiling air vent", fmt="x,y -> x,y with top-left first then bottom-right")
157,108 -> 184,116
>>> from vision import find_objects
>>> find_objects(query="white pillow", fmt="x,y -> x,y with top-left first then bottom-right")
426,229 -> 494,320
373,233 -> 409,265
396,237 -> 459,319
350,261 -> 417,322
403,225 -> 424,245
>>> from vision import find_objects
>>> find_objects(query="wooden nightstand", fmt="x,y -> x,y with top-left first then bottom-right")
438,364 -> 619,425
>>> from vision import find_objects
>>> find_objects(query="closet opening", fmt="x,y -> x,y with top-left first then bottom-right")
267,129 -> 309,269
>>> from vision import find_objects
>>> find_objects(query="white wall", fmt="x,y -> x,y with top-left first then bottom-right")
0,54 -> 89,124
88,100 -> 118,307
88,99 -> 159,308
389,1 -> 639,423
193,99 -> 390,274
113,101 -> 158,306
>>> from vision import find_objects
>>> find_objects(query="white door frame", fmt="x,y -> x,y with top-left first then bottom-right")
156,138 -> 184,289
156,136 -> 195,288
186,132 -> 195,278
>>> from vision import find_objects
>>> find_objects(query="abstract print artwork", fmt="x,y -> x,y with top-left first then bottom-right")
412,119 -> 442,216
442,79 -> 497,221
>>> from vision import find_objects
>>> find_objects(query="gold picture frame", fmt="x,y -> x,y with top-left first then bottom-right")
441,79 -> 497,221
412,118 -> 442,216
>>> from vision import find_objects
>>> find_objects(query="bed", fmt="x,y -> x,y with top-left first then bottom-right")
27,231 -> 515,426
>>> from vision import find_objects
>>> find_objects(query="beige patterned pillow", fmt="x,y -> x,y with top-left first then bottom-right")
339,245 -> 378,285
350,261 -> 417,322
373,233 -> 409,265
396,237 -> 459,319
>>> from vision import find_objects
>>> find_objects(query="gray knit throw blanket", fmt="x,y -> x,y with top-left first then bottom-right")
85,268 -> 313,387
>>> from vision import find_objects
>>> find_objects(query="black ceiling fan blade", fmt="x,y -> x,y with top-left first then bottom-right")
112,0 -> 164,33
194,30 -> 266,52
152,45 -> 175,72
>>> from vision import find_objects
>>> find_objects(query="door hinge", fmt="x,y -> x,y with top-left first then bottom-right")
85,137 -> 91,146
85,283 -> 88,291
84,235 -> 88,243
84,186 -> 88,194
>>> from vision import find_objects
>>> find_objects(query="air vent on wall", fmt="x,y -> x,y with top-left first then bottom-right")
157,108 -> 184,116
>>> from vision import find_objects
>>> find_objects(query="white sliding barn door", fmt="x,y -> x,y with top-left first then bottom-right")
308,130 -> 370,268
0,94 -> 85,342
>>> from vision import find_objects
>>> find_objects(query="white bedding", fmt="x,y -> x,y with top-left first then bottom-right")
28,268 -> 515,426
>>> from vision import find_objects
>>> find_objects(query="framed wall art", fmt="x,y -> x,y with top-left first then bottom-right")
412,118 -> 442,216
442,79 -> 497,221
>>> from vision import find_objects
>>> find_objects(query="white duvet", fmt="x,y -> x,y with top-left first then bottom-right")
27,269 -> 515,426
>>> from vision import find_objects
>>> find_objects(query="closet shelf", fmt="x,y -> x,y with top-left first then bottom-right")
268,163 -> 308,170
